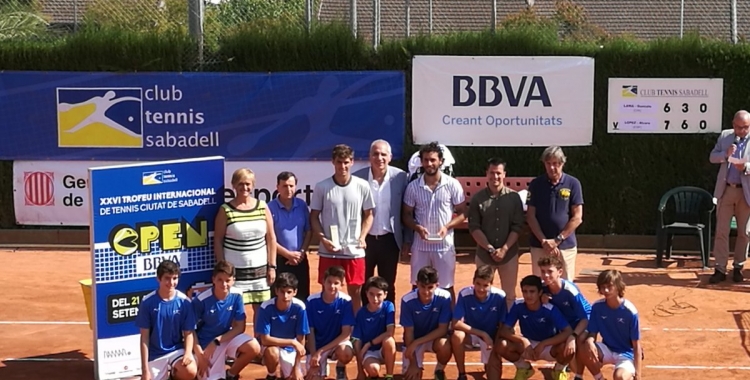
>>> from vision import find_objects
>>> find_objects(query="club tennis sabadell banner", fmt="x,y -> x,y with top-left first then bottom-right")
411,55 -> 594,147
89,156 -> 224,380
0,71 -> 405,160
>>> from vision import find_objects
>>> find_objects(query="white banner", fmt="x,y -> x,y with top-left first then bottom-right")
14,160 -> 367,226
411,55 -> 595,146
607,78 -> 724,134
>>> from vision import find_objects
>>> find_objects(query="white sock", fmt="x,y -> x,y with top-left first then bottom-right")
593,374 -> 604,380
553,363 -> 566,371
514,359 -> 531,369
435,362 -> 445,371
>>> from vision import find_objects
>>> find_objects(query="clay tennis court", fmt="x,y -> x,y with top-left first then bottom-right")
2,248 -> 749,380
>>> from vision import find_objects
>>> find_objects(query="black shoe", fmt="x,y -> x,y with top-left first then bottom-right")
708,269 -> 726,284
733,268 -> 744,282
224,369 -> 240,380
265,375 -> 277,380
457,373 -> 468,380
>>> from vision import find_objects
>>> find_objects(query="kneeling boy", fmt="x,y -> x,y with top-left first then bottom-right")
578,269 -> 642,380
400,266 -> 452,380
136,260 -> 198,380
451,265 -> 508,380
305,266 -> 356,380
498,275 -> 573,380
539,256 -> 592,380
352,276 -> 397,380
256,272 -> 310,380
193,260 -> 261,380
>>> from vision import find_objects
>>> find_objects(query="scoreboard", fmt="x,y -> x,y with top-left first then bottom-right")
607,78 -> 723,134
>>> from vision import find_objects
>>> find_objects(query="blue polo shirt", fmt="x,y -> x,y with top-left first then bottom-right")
527,173 -> 583,250
268,197 -> 310,265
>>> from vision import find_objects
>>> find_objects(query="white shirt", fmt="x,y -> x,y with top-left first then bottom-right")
368,167 -> 393,236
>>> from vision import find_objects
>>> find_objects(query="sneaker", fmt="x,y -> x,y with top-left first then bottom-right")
225,370 -> 240,380
336,366 -> 348,380
733,268 -> 744,283
552,369 -> 568,380
434,369 -> 446,380
513,368 -> 535,380
708,269 -> 726,284
457,374 -> 468,380
265,375 -> 278,380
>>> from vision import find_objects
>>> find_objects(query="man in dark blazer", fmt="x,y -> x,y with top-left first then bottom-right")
353,139 -> 412,304
709,110 -> 750,283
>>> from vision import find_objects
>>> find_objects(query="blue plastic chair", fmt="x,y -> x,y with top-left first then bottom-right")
656,186 -> 715,268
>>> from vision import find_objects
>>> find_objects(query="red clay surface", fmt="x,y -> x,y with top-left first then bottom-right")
2,248 -> 750,379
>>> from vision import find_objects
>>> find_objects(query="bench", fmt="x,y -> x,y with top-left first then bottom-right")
454,176 -> 535,230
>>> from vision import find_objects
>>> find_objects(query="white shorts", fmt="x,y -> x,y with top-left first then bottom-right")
597,342 -> 636,375
306,340 -> 354,377
201,334 -> 254,380
362,348 -> 384,363
262,346 -> 298,378
522,340 -> 555,362
410,247 -> 456,287
148,349 -> 185,380
469,335 -> 495,364
401,342 -> 434,373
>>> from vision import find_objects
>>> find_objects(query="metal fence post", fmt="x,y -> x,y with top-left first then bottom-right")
405,0 -> 411,37
373,0 -> 380,49
350,0 -> 358,38
188,0 -> 204,68
305,0 -> 313,33
491,0 -> 497,33
428,0 -> 433,35
731,0 -> 738,43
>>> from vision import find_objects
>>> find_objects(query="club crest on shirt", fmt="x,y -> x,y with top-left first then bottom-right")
558,188 -> 571,200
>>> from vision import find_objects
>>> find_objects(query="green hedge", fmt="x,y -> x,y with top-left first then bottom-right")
0,25 -> 743,234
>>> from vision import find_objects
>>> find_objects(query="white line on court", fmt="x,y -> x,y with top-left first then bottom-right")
2,321 -> 750,333
4,358 -> 750,371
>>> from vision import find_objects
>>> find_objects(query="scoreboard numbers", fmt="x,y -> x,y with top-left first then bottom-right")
607,78 -> 723,134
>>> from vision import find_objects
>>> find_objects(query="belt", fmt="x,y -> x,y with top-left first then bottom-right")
367,232 -> 394,240
728,182 -> 743,188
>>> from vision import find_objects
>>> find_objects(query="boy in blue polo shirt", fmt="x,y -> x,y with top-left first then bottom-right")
256,272 -> 310,380
305,266 -> 355,380
400,266 -> 452,380
451,265 -> 508,380
579,269 -> 642,380
498,275 -> 573,380
193,260 -> 261,380
539,256 -> 591,380
352,276 -> 397,380
136,260 -> 198,380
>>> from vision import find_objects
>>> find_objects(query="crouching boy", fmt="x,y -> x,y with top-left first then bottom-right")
256,272 -> 310,380
497,275 -> 573,380
193,260 -> 261,380
136,260 -> 198,380
353,276 -> 397,380
451,265 -> 508,380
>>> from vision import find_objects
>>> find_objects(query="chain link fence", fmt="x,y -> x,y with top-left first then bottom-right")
2,0 -> 750,63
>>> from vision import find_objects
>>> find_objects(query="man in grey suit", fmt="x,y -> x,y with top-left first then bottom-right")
353,139 -> 412,304
709,110 -> 750,283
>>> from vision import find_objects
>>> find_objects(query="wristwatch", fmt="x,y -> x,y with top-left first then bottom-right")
487,245 -> 496,254
213,338 -> 221,346
554,234 -> 564,243
268,264 -> 277,270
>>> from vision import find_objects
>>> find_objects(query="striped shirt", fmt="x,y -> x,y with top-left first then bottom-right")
403,174 -> 465,252
221,201 -> 270,304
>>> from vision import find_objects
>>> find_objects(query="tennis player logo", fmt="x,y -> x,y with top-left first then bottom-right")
56,88 -> 144,148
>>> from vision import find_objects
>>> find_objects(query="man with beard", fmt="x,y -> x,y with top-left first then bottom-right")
402,141 -> 466,302
353,139 -> 412,306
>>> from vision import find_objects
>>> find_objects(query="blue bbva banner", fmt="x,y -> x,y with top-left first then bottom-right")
0,71 -> 405,160
89,156 -> 224,380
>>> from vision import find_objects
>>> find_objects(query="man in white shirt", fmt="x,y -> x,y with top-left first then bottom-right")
353,139 -> 412,306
